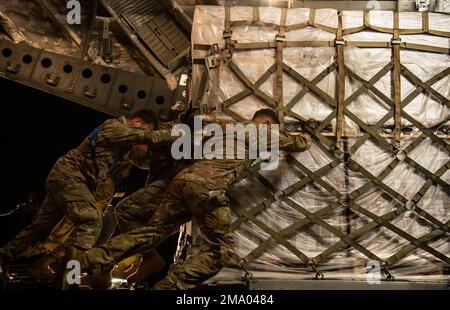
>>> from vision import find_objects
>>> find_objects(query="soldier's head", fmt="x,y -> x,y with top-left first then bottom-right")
127,109 -> 160,130
252,109 -> 279,126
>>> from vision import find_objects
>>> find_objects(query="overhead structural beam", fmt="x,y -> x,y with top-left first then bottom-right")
0,11 -> 26,43
177,0 -> 397,10
99,0 -> 179,90
162,0 -> 193,34
35,0 -> 104,64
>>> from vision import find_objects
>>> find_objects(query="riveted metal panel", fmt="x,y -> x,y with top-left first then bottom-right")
30,50 -> 82,92
73,63 -> 118,108
107,70 -> 174,117
103,0 -> 190,69
0,40 -> 41,80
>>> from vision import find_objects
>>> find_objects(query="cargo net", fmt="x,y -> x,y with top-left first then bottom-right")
186,6 -> 450,282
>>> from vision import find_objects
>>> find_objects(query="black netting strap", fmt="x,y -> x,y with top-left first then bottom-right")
283,198 -> 385,264
385,220 -> 450,267
344,62 -> 393,106
244,202 -> 341,263
402,113 -> 450,153
285,64 -> 337,112
228,60 -> 278,109
400,65 -> 450,108
311,151 -> 449,266
314,207 -> 405,265
283,64 -> 337,108
221,64 -> 276,109
401,67 -> 450,108
349,202 -> 450,265
231,158 -> 339,238
230,197 -> 322,276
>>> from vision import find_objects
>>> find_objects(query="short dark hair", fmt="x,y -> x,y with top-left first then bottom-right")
252,109 -> 279,124
129,109 -> 160,128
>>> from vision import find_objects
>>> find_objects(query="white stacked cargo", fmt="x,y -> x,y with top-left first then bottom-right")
188,6 -> 450,285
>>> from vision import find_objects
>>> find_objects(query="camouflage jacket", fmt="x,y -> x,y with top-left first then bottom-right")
174,122 -> 312,190
47,117 -> 174,190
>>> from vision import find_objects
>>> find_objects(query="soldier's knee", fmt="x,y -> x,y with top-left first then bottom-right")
115,200 -> 130,221
67,202 -> 102,225
211,235 -> 234,266
218,245 -> 233,266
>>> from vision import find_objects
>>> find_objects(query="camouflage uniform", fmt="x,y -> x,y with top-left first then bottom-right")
1,117 -> 173,260
115,180 -> 168,235
19,162 -> 133,278
83,127 -> 312,289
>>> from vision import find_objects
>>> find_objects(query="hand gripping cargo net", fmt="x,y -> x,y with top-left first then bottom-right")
180,5 -> 449,282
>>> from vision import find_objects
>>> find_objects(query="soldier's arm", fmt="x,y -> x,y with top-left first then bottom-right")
278,130 -> 312,152
100,120 -> 177,146
123,147 -> 150,170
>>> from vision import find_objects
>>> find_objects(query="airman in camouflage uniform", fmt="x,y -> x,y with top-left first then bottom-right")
0,110 -> 174,274
75,109 -> 313,290
22,161 -> 133,279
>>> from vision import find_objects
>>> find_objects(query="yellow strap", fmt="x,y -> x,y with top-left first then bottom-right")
336,13 -> 345,146
276,8 -> 288,127
285,22 -> 309,31
393,12 -> 401,149
422,11 -> 430,33
224,5 -> 231,33
253,6 -> 260,23
309,8 -> 316,26
401,42 -> 450,54
364,10 -> 370,28
279,8 -> 288,36
346,41 -> 390,48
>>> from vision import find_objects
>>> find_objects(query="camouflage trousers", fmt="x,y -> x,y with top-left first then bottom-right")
13,181 -> 168,273
2,179 -> 102,259
85,179 -> 234,290
114,180 -> 167,236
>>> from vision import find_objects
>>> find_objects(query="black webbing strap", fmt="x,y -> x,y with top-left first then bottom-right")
89,126 -> 101,176
385,220 -> 450,267
285,64 -> 337,112
275,8 -> 288,127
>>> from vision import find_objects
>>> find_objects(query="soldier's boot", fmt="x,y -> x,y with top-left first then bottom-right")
0,251 -> 10,289
80,267 -> 112,290
152,276 -> 178,290
111,255 -> 141,280
127,251 -> 166,285
29,255 -> 56,281
55,247 -> 90,290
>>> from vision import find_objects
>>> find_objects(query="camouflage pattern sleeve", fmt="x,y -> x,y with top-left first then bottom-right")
278,130 -> 312,152
98,118 -> 175,146
123,146 -> 150,170
141,129 -> 175,144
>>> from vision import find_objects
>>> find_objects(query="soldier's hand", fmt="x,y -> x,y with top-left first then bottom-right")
303,119 -> 318,136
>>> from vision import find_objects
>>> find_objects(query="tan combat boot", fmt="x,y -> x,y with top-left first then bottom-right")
111,254 -> 141,280
80,267 -> 112,289
127,250 -> 166,284
0,251 -> 10,288
152,276 -> 178,290
55,247 -> 91,289
30,255 -> 56,281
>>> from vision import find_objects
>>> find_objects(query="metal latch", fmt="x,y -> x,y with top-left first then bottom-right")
335,39 -> 345,46
223,31 -> 233,39
84,86 -> 98,99
208,190 -> 228,204
206,43 -> 221,69
46,73 -> 60,86
275,34 -> 286,42
206,55 -> 220,69
391,39 -> 402,45
6,62 -> 21,74
120,98 -> 135,111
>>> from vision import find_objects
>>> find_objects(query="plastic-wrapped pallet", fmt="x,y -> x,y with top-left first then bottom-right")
186,6 -> 450,283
